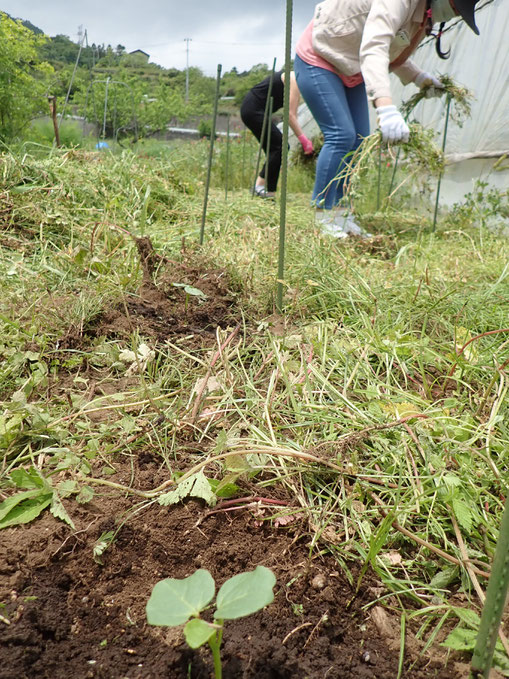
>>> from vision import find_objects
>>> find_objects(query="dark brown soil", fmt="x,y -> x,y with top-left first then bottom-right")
90,239 -> 239,346
0,484 -> 466,679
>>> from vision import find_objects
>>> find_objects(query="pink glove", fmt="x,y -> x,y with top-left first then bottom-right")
298,134 -> 314,155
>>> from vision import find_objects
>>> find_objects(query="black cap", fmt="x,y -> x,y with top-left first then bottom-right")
454,0 -> 481,34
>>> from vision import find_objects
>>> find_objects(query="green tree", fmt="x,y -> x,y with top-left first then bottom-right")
0,13 -> 53,140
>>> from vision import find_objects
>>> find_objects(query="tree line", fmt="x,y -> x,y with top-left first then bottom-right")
0,12 -> 272,143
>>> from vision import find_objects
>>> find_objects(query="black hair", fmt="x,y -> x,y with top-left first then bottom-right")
425,2 -> 451,59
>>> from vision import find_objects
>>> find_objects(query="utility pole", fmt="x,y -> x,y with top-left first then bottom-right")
184,38 -> 192,102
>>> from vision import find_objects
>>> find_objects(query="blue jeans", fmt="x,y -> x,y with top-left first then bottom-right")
294,54 -> 370,209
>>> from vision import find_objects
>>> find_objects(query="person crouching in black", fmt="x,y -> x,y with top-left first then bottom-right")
241,70 -> 314,198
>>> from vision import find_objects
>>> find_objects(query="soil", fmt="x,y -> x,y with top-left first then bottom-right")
1,238 -> 469,678
0,481 -> 467,679
89,238 -> 239,346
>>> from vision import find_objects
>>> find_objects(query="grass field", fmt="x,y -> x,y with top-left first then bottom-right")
1,137 -> 508,677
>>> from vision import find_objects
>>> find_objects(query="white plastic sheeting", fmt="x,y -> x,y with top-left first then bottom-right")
390,0 -> 509,204
293,0 -> 509,205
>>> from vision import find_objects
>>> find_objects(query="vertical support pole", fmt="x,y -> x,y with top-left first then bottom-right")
102,77 -> 110,139
376,137 -> 382,210
276,0 -> 293,312
471,495 -> 509,678
184,38 -> 192,103
200,64 -> 222,245
253,58 -> 277,196
48,96 -> 61,147
241,129 -> 247,188
265,97 -> 273,192
432,93 -> 451,232
225,114 -> 230,201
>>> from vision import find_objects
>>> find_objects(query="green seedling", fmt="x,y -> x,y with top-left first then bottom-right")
146,566 -> 276,679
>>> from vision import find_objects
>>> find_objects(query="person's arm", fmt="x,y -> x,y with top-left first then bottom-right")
360,0 -> 417,141
287,72 -> 314,153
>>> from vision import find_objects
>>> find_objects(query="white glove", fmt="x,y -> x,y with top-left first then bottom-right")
376,105 -> 410,143
414,71 -> 445,98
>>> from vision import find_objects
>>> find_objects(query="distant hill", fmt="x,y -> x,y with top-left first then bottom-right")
2,12 -> 44,34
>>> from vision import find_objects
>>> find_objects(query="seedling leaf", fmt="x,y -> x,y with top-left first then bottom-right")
146,569 -> 215,626
158,470 -> 217,507
442,626 -> 477,651
184,618 -> 217,649
214,566 -> 276,620
50,493 -> 75,529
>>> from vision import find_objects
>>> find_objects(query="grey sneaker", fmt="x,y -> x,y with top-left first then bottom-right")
315,210 -> 348,238
334,211 -> 372,239
254,186 -> 275,200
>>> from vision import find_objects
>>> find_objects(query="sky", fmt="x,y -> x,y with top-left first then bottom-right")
1,1 -> 315,76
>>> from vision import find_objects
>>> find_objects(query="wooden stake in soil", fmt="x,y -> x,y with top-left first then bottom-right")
48,96 -> 60,147
276,0 -> 293,312
200,63 -> 222,245
252,58 -> 277,196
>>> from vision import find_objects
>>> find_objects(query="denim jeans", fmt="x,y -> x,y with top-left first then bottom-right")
294,54 -> 370,209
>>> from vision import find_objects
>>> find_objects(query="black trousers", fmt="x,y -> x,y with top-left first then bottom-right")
240,92 -> 283,192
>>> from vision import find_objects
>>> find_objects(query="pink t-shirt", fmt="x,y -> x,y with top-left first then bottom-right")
296,20 -> 364,88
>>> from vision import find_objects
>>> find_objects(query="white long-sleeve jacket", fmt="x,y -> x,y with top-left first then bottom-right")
312,0 -> 428,102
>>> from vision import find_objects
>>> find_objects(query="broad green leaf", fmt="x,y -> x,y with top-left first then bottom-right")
172,282 -> 207,299
0,489 -> 42,521
146,569 -> 215,627
57,480 -> 78,497
429,566 -> 459,590
158,470 -> 217,507
0,491 -> 53,528
442,626 -> 477,651
76,486 -> 95,504
452,497 -> 473,534
184,618 -> 217,649
214,566 -> 275,620
10,467 -> 46,490
452,607 -> 481,628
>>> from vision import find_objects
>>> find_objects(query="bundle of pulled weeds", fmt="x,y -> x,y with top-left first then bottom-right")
341,122 -> 445,203
401,73 -> 473,126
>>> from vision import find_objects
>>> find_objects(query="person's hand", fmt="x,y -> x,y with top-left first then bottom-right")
414,71 -> 445,98
376,105 -> 410,143
298,134 -> 314,155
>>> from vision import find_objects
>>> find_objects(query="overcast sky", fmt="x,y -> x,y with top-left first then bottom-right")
1,1 -> 315,75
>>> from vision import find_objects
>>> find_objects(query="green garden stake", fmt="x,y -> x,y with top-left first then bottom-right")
200,63 -> 222,245
276,0 -> 293,312
225,114 -> 230,201
432,93 -> 451,232
241,129 -> 247,188
377,136 -> 383,210
252,58 -> 277,196
265,96 -> 273,193
470,495 -> 509,678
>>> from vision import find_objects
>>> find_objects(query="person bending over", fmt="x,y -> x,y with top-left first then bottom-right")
241,70 -> 314,198
294,0 -> 482,236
